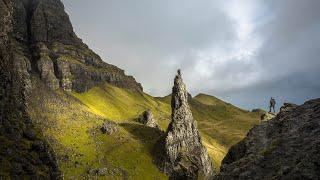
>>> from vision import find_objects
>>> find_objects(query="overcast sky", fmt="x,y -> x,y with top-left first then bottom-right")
62,0 -> 320,110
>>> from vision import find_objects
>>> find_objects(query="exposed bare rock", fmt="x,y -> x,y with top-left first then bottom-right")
55,57 -> 72,91
30,0 -> 79,44
0,1 -> 61,178
138,110 -> 159,129
37,54 -> 59,90
215,99 -> 320,180
156,70 -> 214,179
100,121 -> 118,135
10,0 -> 143,92
279,103 -> 298,114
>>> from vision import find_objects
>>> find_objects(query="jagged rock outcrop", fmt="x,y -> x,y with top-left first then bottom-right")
215,99 -> 320,180
100,121 -> 118,135
10,0 -> 142,92
55,56 -> 72,91
138,110 -> 159,128
279,103 -> 298,114
0,0 -> 61,178
156,70 -> 214,179
36,43 -> 60,90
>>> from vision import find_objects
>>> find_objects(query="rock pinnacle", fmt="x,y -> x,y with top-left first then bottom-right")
156,70 -> 214,179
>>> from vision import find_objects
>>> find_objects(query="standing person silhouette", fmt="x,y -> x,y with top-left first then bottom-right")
269,97 -> 276,113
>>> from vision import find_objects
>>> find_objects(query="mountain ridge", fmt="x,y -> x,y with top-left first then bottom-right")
11,0 -> 143,93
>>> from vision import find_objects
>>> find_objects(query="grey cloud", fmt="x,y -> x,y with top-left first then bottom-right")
62,0 -> 320,110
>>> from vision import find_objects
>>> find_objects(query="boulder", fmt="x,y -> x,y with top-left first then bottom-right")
100,121 -> 118,135
138,110 -> 159,128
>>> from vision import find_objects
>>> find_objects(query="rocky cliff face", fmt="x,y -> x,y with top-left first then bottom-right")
156,70 -> 214,179
0,0 -> 61,178
1,0 -> 142,178
11,0 -> 142,92
215,99 -> 320,180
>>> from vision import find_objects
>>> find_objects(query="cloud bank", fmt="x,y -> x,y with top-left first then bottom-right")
62,0 -> 320,110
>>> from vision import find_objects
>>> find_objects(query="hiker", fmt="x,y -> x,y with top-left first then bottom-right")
269,97 -> 276,113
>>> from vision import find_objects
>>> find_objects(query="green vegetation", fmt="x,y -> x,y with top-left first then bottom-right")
157,93 -> 261,168
72,84 -> 171,130
28,77 -> 262,178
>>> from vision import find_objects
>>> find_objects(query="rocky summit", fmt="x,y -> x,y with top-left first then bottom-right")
156,70 -> 214,179
10,0 -> 142,92
215,99 -> 320,180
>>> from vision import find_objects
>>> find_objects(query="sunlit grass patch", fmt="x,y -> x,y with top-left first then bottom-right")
28,77 -> 261,178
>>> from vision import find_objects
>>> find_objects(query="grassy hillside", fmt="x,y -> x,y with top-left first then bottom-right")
157,94 -> 261,168
28,78 -> 261,179
71,84 -> 171,130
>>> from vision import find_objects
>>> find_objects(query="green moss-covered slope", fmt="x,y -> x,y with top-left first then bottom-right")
28,77 -> 261,178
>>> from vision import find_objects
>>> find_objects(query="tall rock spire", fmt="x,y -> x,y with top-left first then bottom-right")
156,70 -> 214,179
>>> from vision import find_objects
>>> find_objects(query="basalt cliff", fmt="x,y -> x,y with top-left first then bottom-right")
10,0 -> 142,92
0,0 -> 61,178
0,0 -> 141,178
